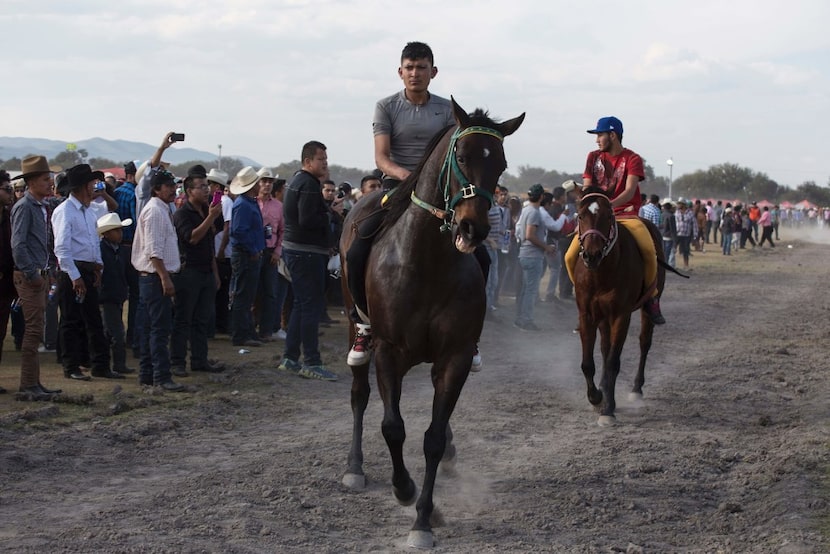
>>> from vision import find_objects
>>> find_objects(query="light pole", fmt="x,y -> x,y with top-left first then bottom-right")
218,144 -> 223,170
666,157 -> 674,200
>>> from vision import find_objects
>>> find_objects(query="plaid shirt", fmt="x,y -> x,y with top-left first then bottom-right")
641,203 -> 661,226
675,208 -> 698,237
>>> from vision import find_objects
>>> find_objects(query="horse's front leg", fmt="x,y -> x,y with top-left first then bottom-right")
342,363 -> 371,490
578,318 -> 602,407
598,315 -> 631,426
408,356 -> 470,549
374,345 -> 417,506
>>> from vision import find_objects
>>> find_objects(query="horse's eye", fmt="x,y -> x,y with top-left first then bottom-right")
456,155 -> 466,165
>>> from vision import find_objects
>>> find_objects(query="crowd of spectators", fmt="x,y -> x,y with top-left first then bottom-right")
0,133 -> 381,399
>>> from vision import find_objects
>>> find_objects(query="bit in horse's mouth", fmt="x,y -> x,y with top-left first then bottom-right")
454,233 -> 477,254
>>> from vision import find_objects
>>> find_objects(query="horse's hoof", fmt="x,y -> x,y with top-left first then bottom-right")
394,484 -> 418,506
342,473 -> 366,490
597,415 -> 616,427
628,392 -> 645,407
440,457 -> 457,475
407,530 -> 435,549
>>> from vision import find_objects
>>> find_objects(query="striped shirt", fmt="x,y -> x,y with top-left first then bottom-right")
113,181 -> 137,242
641,203 -> 661,226
131,196 -> 180,274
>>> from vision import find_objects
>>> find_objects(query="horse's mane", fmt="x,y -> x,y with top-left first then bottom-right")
579,185 -> 611,207
379,109 -> 499,232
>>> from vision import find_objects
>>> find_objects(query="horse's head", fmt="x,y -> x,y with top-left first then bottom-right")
445,97 -> 525,253
577,186 -> 618,269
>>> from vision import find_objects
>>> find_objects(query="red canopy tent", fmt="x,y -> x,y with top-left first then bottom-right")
96,167 -> 126,180
756,200 -> 774,208
780,201 -> 794,209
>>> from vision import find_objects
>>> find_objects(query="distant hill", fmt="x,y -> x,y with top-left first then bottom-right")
0,136 -> 259,166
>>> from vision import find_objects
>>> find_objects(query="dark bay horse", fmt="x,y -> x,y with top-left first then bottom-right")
339,98 -> 524,548
573,186 -> 666,426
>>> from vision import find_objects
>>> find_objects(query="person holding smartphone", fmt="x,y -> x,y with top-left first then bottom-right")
169,165 -> 225,376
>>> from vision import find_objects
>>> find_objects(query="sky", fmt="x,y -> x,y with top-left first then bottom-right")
2,0 -> 828,188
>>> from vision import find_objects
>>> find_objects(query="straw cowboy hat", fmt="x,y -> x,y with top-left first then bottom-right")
230,166 -> 261,195
96,212 -> 133,235
13,155 -> 53,180
256,167 -> 276,180
206,168 -> 229,187
561,179 -> 581,192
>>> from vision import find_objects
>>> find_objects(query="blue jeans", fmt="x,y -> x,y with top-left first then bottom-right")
283,249 -> 327,366
231,249 -> 261,344
484,245 -> 499,310
171,268 -> 215,369
256,251 -> 277,338
139,273 -> 173,384
516,256 -> 544,325
273,274 -> 290,332
663,239 -> 675,266
722,232 -> 732,255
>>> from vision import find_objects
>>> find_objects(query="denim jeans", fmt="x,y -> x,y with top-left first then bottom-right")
230,248 -> 261,345
100,302 -> 127,371
722,232 -> 732,255
516,256 -> 544,325
171,268 -> 216,369
282,249 -> 327,366
138,273 -> 173,384
256,251 -> 277,338
484,245 -> 499,310
663,239 -> 675,266
273,274 -> 290,333
57,267 -> 110,373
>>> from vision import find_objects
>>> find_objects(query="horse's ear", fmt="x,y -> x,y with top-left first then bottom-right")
496,112 -> 526,137
451,96 -> 471,129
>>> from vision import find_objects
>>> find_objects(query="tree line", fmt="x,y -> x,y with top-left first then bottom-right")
3,149 -> 828,206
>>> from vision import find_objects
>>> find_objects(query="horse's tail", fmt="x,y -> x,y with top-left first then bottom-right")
659,258 -> 691,279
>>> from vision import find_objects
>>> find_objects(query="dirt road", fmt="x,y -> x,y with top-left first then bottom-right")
0,231 -> 827,553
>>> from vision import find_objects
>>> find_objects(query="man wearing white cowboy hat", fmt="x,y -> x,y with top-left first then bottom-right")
229,166 -> 265,347
97,212 -> 136,375
52,163 -> 125,381
10,155 -> 63,399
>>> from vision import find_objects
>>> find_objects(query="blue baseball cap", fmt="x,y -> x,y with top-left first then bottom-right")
587,116 -> 623,136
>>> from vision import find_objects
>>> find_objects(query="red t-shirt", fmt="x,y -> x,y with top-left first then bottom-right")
583,148 -> 645,215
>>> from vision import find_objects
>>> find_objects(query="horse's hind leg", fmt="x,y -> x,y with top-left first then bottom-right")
409,357 -> 470,548
440,422 -> 457,474
631,312 -> 654,402
343,363 -> 371,490
375,346 -> 417,506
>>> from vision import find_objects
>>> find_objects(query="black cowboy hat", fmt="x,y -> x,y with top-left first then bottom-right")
66,164 -> 104,191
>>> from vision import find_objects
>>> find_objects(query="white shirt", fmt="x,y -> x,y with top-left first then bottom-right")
214,194 -> 233,258
51,195 -> 103,281
132,196 -> 181,274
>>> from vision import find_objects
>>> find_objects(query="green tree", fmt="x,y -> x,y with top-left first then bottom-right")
50,148 -> 88,169
88,157 -> 119,169
0,157 -> 22,171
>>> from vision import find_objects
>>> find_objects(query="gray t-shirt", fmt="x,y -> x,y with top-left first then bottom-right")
517,205 -> 545,258
373,90 -> 455,172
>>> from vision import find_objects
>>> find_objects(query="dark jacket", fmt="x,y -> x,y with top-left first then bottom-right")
99,238 -> 128,304
282,169 -> 332,254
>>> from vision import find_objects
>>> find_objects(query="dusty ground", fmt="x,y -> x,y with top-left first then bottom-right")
0,228 -> 827,553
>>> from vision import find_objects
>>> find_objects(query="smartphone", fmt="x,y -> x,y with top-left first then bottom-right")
211,190 -> 223,206
170,132 -> 185,142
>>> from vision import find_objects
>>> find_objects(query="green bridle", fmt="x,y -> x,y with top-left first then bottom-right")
410,125 -> 504,233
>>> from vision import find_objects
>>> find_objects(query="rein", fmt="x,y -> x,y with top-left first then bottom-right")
410,125 -> 502,233
578,192 -> 618,261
